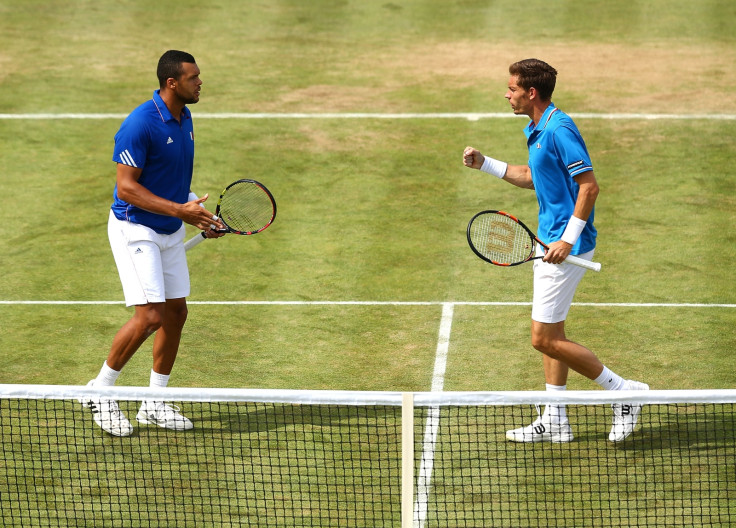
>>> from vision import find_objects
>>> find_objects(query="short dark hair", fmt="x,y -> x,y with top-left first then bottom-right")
157,50 -> 196,88
509,59 -> 557,101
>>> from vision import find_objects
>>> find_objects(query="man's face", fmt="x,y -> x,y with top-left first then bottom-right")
173,62 -> 202,105
505,75 -> 531,116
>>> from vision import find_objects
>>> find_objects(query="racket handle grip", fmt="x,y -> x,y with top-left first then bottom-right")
565,254 -> 602,272
184,232 -> 207,252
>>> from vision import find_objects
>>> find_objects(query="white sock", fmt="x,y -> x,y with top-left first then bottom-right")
150,370 -> 170,388
595,366 -> 626,390
542,384 -> 568,423
95,361 -> 121,387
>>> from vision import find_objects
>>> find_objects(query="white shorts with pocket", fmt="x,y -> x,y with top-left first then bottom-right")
108,211 -> 190,307
531,248 -> 595,324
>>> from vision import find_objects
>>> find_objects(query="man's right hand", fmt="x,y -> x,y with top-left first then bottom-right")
180,194 -> 225,231
463,146 -> 485,170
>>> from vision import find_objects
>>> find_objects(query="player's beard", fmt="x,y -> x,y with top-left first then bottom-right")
177,87 -> 200,105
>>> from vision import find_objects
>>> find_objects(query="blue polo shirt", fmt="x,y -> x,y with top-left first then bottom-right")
524,103 -> 596,254
111,90 -> 195,234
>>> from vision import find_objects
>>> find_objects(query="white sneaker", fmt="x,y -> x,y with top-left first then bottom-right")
136,400 -> 193,431
506,416 -> 574,443
78,380 -> 133,437
609,380 -> 649,442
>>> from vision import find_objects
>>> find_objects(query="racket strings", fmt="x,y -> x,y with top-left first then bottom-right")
218,183 -> 274,233
470,214 -> 534,264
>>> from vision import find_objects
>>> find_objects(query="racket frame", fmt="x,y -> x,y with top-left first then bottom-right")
467,210 -> 601,272
214,179 -> 277,235
184,179 -> 276,252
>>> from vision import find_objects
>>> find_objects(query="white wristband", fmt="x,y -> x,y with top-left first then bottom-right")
561,215 -> 587,245
480,156 -> 508,179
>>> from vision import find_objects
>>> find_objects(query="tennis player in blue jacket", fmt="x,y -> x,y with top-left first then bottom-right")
463,58 -> 648,443
79,51 -> 225,436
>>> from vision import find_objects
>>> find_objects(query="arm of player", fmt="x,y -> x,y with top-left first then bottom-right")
115,163 -> 225,231
544,171 -> 600,264
462,146 -> 534,189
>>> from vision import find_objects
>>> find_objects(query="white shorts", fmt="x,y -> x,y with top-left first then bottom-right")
531,248 -> 595,324
108,211 -> 190,307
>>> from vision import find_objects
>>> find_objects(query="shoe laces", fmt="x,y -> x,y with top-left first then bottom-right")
150,401 -> 183,417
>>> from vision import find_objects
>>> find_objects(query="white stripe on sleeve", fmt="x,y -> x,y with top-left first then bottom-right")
119,149 -> 138,167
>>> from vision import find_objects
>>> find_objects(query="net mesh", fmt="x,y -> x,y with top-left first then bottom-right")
468,213 -> 534,265
1,386 -> 734,527
419,403 -> 735,527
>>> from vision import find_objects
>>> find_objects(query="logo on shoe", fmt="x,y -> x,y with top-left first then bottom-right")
533,424 -> 547,434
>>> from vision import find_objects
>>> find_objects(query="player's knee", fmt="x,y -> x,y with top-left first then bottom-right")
531,333 -> 550,353
142,311 -> 164,334
531,332 -> 559,356
134,306 -> 165,335
168,303 -> 188,327
160,300 -> 188,330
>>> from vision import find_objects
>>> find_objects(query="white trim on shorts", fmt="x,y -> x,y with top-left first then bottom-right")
108,211 -> 190,307
531,248 -> 595,324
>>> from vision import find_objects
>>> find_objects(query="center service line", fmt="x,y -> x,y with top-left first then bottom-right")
414,302 -> 454,527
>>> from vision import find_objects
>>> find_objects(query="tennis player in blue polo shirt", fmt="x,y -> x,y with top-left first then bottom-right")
79,50 -> 225,437
463,58 -> 648,443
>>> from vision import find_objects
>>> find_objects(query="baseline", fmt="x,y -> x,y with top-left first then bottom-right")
1,112 -> 735,121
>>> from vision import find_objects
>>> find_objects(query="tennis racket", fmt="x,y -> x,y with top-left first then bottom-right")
467,210 -> 601,272
184,179 -> 276,251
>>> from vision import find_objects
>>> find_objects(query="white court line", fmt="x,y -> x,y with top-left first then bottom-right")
414,302 -> 454,527
1,112 -> 735,121
0,300 -> 733,308
430,303 -> 454,393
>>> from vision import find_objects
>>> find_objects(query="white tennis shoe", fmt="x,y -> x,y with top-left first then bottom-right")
136,401 -> 194,431
506,416 -> 574,443
78,380 -> 134,437
609,380 -> 649,442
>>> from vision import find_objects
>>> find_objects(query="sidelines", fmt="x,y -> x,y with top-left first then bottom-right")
1,112 -> 735,121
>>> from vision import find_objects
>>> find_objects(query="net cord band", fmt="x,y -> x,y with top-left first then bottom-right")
2,384 -> 735,405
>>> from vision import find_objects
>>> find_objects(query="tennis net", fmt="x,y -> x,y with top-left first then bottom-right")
0,385 -> 734,527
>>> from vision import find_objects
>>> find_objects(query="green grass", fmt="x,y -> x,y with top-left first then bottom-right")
1,0 -> 735,526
